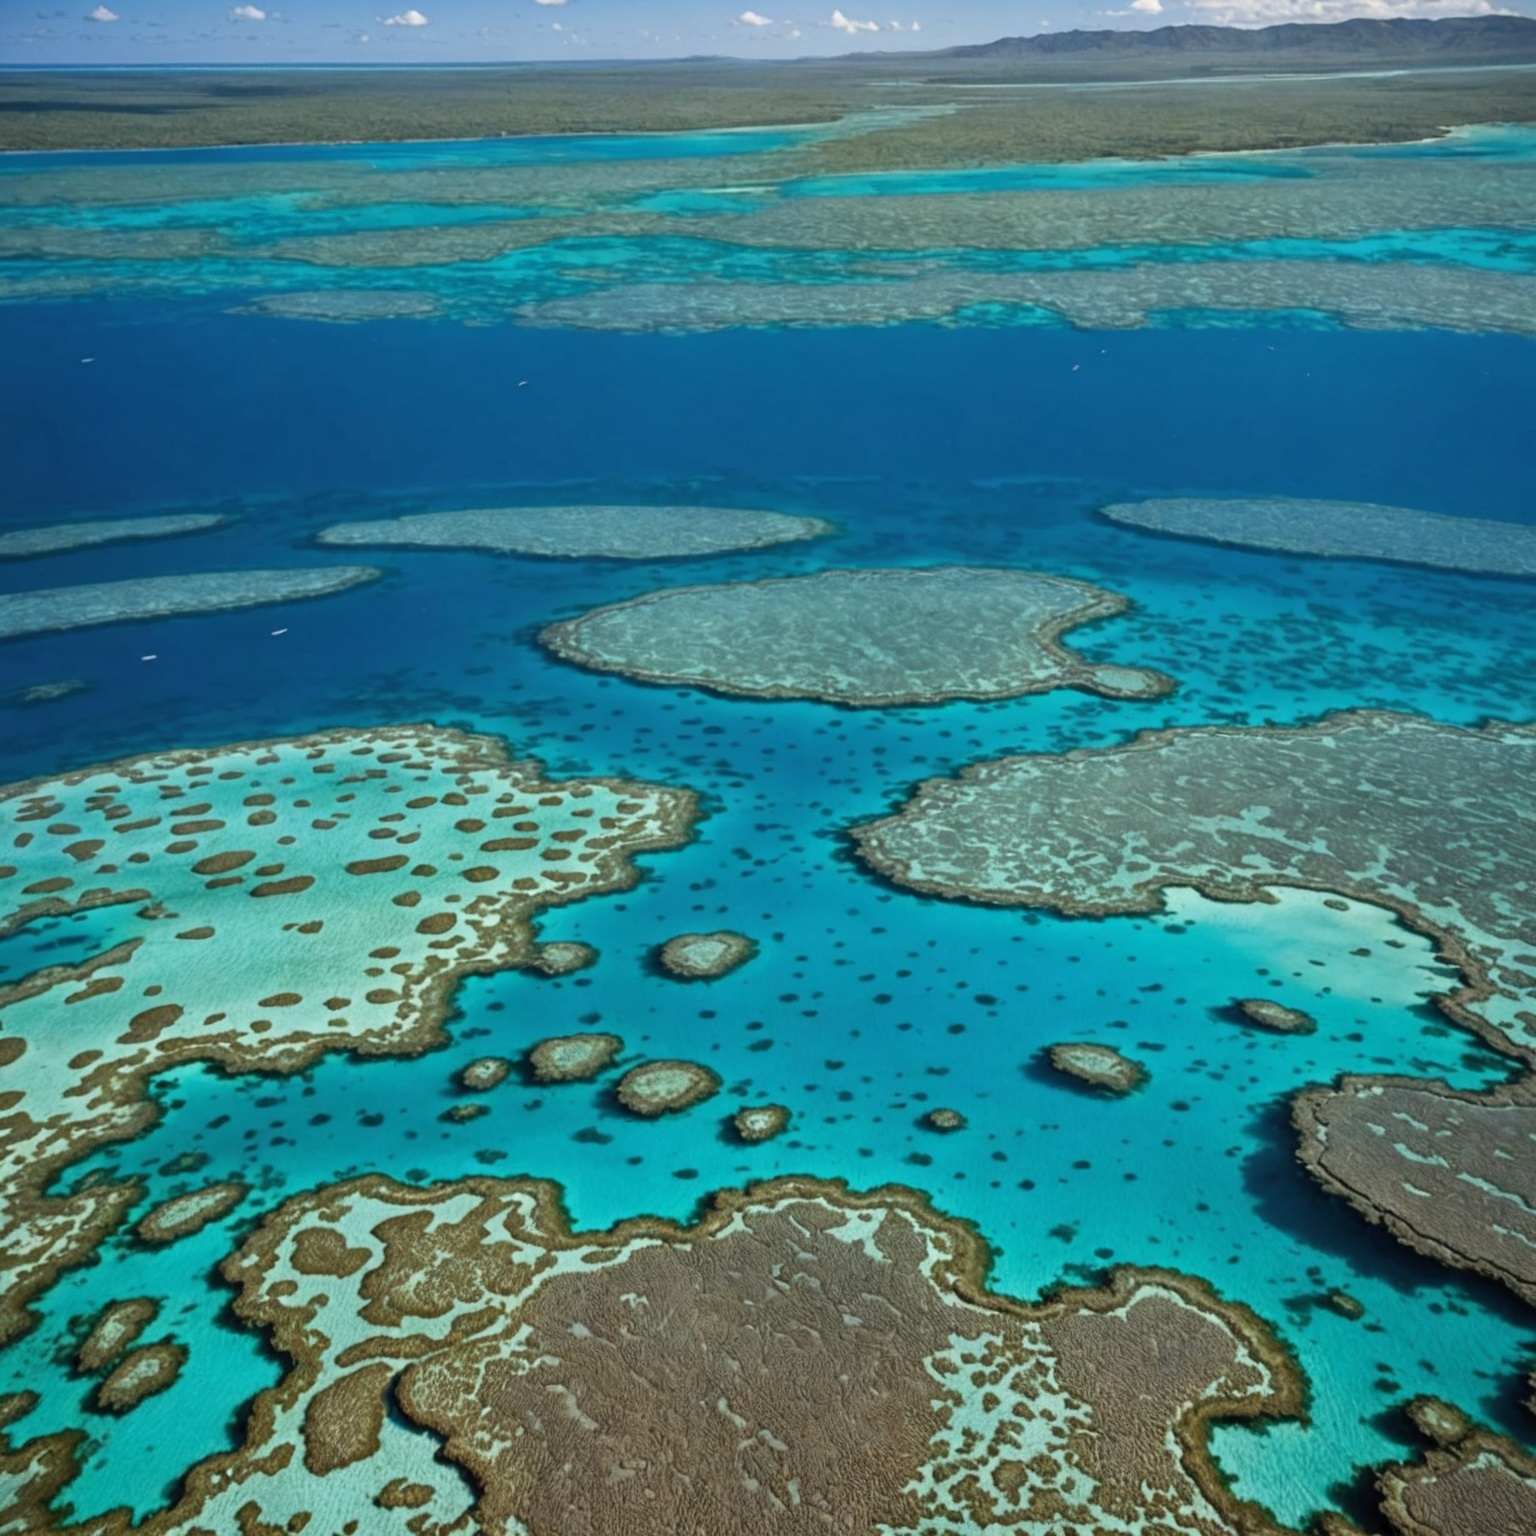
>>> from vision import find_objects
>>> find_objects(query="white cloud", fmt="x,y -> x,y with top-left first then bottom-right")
830,7 -> 880,31
1186,0 -> 1510,22
381,6 -> 427,22
85,3 -> 117,18
1131,0 -> 1161,11
738,8 -> 773,22
229,3 -> 266,17
533,0 -> 567,6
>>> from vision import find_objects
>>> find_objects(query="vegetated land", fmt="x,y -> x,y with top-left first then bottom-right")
3,16 -> 1536,160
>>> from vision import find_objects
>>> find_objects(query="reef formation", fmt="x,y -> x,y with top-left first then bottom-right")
1293,1076 -> 1536,1309
458,1057 -> 512,1092
1353,1398 -> 1536,1536
1235,998 -> 1318,1035
92,1343 -> 186,1416
733,1104 -> 790,1143
1046,1042 -> 1146,1095
516,263 -> 1536,338
526,1032 -> 623,1084
0,726 -> 695,1344
657,929 -> 756,979
3,680 -> 87,708
615,1059 -> 721,1116
316,504 -> 833,561
542,566 -> 1174,707
0,514 -> 226,562
1100,497 -> 1536,580
74,1299 -> 158,1375
853,711 -> 1536,1058
135,1182 -> 246,1245
528,940 -> 597,976
0,567 -> 379,642
0,1175 -> 1307,1534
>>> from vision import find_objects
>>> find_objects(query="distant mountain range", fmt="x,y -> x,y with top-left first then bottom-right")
923,16 -> 1536,63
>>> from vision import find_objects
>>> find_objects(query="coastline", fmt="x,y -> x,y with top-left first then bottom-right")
0,112 -> 1485,165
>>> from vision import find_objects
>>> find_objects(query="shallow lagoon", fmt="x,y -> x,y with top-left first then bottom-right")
1,115 -> 1535,1536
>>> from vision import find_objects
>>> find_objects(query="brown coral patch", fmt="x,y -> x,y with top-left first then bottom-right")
75,1297 -> 159,1374
93,1341 -> 186,1414
1293,1076 -> 1536,1308
302,1362 -> 394,1475
615,1058 -> 720,1116
527,1032 -> 623,1084
134,1181 -> 247,1245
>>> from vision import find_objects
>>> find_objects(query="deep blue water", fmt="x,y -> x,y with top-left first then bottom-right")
4,308 -> 1530,526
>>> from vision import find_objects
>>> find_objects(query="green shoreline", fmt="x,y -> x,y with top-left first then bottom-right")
4,59 -> 1536,169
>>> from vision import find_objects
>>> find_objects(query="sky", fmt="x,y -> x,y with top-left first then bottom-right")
1,0 -> 1526,67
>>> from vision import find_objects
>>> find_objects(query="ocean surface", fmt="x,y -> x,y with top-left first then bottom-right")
1,111 -> 1534,1533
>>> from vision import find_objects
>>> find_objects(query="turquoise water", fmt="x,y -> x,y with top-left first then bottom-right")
1,113 -> 1534,1534
4,122 -> 1536,328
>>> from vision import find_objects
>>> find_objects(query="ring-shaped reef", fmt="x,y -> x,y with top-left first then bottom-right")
0,1174 -> 1310,1535
527,1032 -> 624,1084
0,567 -> 379,642
615,1059 -> 721,1116
0,514 -> 227,562
316,505 -> 833,562
0,725 -> 696,1344
657,929 -> 757,979
1099,497 -> 1536,580
541,566 -> 1174,707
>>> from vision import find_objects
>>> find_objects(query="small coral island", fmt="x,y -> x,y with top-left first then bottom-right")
542,566 -> 1174,707
74,1298 -> 159,1375
733,1103 -> 790,1143
92,1341 -> 187,1415
526,1032 -> 623,1083
135,1182 -> 246,1245
615,1059 -> 721,1116
459,1057 -> 513,1092
1046,1042 -> 1146,1095
925,1107 -> 967,1132
1234,997 -> 1318,1035
529,940 -> 598,977
657,929 -> 756,980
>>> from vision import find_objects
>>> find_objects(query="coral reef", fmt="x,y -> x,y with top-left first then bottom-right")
543,567 -> 1173,707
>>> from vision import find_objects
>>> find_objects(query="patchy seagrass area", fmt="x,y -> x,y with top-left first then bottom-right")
0,726 -> 695,1346
542,566 -> 1174,706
